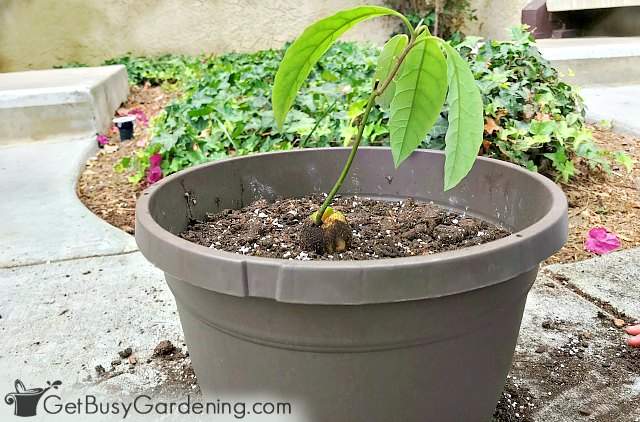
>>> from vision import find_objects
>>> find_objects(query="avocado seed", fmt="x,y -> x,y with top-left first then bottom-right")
300,209 -> 352,254
300,222 -> 325,254
322,212 -> 352,253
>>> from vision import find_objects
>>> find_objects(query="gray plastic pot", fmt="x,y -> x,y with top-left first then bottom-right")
136,148 -> 567,422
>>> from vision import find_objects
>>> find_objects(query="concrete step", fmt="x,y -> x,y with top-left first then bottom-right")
547,0 -> 640,12
537,37 -> 640,86
547,0 -> 640,11
0,65 -> 128,145
580,84 -> 640,135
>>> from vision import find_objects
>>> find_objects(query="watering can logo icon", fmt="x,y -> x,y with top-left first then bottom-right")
4,379 -> 62,417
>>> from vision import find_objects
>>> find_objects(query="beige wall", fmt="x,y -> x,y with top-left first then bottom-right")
0,0 -> 396,72
0,0 -> 533,72
466,0 -> 530,40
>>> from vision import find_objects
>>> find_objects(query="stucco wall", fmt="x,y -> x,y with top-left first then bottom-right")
0,0 -> 396,72
466,0 -> 530,39
0,0 -> 534,72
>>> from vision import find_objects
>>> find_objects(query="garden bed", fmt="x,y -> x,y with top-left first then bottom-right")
77,35 -> 638,263
77,84 -> 639,265
77,85 -> 175,234
547,126 -> 640,264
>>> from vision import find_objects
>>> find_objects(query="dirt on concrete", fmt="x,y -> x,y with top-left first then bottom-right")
91,339 -> 199,399
505,273 -> 640,422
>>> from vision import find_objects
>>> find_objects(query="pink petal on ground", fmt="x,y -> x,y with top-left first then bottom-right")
128,108 -> 149,127
146,166 -> 163,184
149,153 -> 162,167
96,134 -> 109,146
584,227 -> 621,255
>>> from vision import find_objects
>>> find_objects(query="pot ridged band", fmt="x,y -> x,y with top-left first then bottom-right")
166,269 -> 537,352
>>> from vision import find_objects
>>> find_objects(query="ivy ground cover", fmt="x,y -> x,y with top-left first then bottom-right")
118,27 -> 629,185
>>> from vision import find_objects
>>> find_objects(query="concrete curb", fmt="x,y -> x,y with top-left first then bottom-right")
0,65 -> 128,145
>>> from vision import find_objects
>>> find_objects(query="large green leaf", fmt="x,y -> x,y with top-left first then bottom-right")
272,6 -> 401,128
389,36 -> 447,167
374,34 -> 408,109
441,42 -> 484,191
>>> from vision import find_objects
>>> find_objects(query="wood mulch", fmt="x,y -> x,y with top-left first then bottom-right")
77,84 -> 175,234
77,86 -> 639,264
546,126 -> 640,264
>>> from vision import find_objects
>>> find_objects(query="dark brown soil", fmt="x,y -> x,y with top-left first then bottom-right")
179,195 -> 509,260
492,379 -> 537,421
153,340 -> 178,357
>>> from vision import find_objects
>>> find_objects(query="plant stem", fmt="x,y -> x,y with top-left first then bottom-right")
398,13 -> 416,37
434,0 -> 441,37
301,97 -> 339,148
314,93 -> 377,225
374,33 -> 419,97
313,32 -> 421,226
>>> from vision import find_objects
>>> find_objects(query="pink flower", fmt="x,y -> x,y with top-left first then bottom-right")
149,153 -> 162,168
96,134 -> 109,146
584,227 -> 621,255
128,108 -> 149,127
146,166 -> 163,184
146,153 -> 163,184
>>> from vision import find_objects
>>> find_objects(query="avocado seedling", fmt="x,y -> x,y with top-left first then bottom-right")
272,5 -> 484,254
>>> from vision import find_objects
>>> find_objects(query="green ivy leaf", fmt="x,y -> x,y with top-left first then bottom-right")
614,151 -> 634,172
272,6 -> 401,128
389,36 -> 447,167
114,156 -> 131,173
374,34 -> 408,108
441,42 -> 484,191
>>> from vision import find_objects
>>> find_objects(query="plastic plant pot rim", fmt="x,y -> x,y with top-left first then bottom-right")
135,148 -> 568,304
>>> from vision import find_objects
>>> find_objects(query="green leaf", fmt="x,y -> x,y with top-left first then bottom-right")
374,34 -> 408,108
530,120 -> 555,136
441,42 -> 484,191
544,147 -> 567,166
614,151 -> 634,172
272,6 -> 401,128
348,98 -> 368,120
389,36 -> 447,167
114,156 -> 131,173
